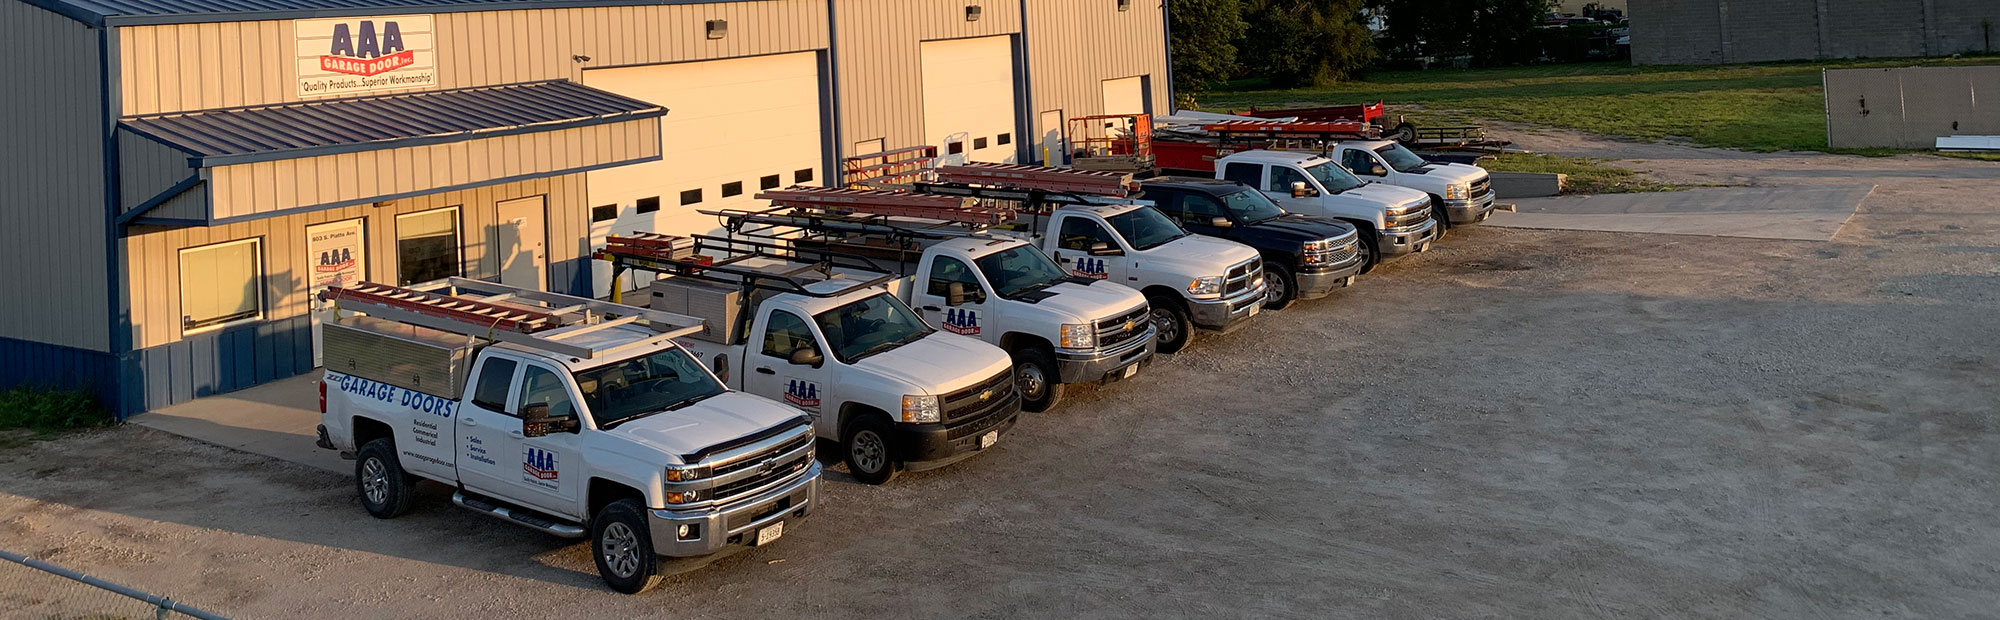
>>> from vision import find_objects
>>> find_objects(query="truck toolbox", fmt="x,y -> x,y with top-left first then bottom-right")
322,315 -> 476,398
650,277 -> 746,344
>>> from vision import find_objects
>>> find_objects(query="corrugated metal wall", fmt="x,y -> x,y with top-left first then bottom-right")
115,0 -> 830,116
1023,0 -> 1169,160
832,0 -> 1022,154
0,2 -> 110,354
117,130 -> 202,217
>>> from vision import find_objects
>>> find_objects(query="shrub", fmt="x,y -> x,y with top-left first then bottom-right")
0,386 -> 111,433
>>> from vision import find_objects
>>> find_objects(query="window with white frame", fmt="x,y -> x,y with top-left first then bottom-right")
180,238 -> 264,333
397,207 -> 462,285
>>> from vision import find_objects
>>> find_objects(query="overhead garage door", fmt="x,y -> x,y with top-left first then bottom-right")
921,36 -> 1019,165
1101,76 -> 1149,116
584,52 -> 825,295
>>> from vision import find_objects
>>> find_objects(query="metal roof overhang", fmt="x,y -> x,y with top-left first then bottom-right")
115,80 -> 665,228
21,0 -> 729,28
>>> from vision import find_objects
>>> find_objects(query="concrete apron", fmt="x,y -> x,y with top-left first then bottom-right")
131,374 -> 348,474
1486,184 -> 1874,241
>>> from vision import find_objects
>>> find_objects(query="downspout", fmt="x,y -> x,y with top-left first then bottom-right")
97,24 -> 128,416
825,0 -> 845,181
1161,0 -> 1176,113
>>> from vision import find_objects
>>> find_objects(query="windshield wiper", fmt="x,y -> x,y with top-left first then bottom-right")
601,391 -> 720,430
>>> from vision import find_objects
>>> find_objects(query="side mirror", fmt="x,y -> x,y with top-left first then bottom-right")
711,353 -> 730,383
1088,241 -> 1122,256
788,346 -> 824,368
1290,181 -> 1310,198
1370,164 -> 1388,176
521,402 -> 578,437
1209,216 -> 1233,228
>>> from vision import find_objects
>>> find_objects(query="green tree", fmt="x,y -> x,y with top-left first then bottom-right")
1169,0 -> 1248,108
1371,0 -> 1555,66
1240,0 -> 1377,87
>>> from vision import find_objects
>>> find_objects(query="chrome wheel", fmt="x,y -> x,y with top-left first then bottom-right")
360,457 -> 389,507
1265,275 -> 1288,305
1151,308 -> 1181,347
1016,361 -> 1048,401
850,430 -> 887,474
601,522 -> 642,578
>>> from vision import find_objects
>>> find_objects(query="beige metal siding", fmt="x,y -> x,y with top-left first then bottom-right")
123,175 -> 592,350
117,130 -> 206,219
832,0 -> 1021,155
203,118 -> 659,221
116,1 -> 829,116
0,3 -> 109,352
1023,0 -> 1169,161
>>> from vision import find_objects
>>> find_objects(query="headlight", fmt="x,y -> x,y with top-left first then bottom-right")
664,464 -> 710,483
1059,323 -> 1096,350
901,394 -> 940,423
1302,239 -> 1333,253
1186,276 -> 1223,297
665,489 -> 704,504
1445,184 -> 1467,200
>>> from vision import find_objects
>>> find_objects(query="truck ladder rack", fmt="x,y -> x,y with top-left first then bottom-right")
319,278 -> 704,359
595,233 -> 903,301
907,181 -> 1119,212
702,206 -> 986,241
1200,119 -> 1379,141
841,145 -> 939,188
756,186 -> 1013,226
931,162 -> 1135,197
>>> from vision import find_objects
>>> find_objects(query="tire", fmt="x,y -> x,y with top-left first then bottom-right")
1263,263 -> 1299,311
1146,293 -> 1194,355
1391,121 -> 1418,145
1013,346 -> 1065,413
842,415 -> 899,485
355,438 -> 417,519
1428,194 -> 1452,237
1353,229 -> 1383,275
590,499 -> 660,594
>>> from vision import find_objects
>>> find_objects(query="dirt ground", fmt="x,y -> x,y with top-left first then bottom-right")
4,132 -> 1998,619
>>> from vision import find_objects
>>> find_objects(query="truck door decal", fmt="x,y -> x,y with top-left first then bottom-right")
784,379 -> 822,414
1070,257 -> 1110,279
522,446 -> 559,490
941,308 -> 982,335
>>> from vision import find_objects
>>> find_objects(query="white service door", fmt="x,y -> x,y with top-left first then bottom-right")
921,36 -> 1019,165
584,52 -> 826,296
1101,76 -> 1148,116
494,196 -> 547,290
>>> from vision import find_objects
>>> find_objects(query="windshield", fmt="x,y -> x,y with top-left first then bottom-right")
1304,161 -> 1365,194
1222,189 -> 1287,223
1376,143 -> 1430,173
575,348 -> 727,429
976,245 -> 1070,298
814,293 -> 935,363
1108,206 -> 1187,251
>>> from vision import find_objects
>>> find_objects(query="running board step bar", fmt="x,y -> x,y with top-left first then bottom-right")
452,491 -> 587,539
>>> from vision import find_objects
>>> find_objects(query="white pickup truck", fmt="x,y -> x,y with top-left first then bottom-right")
313,278 -> 819,594
706,199 -> 1157,413
1329,139 -> 1497,232
1214,150 -> 1436,273
917,165 -> 1267,354
599,237 -> 1022,486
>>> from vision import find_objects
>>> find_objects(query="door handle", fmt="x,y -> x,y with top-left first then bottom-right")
922,305 -> 941,312
1059,257 -> 1072,263
462,417 -> 480,427
507,430 -> 524,438
755,367 -> 776,375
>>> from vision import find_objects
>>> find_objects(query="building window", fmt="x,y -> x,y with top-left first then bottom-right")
179,238 -> 264,334
680,189 -> 703,205
722,181 -> 744,197
997,133 -> 1011,145
636,196 -> 661,213
761,174 -> 782,190
948,141 -> 965,155
396,207 -> 461,286
591,204 -> 618,222
794,168 -> 815,184
974,137 -> 989,149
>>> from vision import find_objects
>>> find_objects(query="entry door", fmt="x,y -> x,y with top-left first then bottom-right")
495,196 -> 547,290
305,218 -> 367,367
511,363 -> 585,518
1039,109 -> 1065,165
921,36 -> 1020,164
458,356 -> 524,498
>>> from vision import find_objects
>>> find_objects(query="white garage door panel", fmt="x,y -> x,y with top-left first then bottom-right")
1102,76 -> 1147,116
921,36 -> 1018,165
585,52 -> 824,296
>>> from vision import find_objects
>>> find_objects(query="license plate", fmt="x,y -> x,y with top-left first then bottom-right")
1122,364 -> 1140,379
755,522 -> 784,546
979,430 -> 998,450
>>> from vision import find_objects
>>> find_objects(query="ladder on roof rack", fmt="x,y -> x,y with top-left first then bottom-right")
318,278 -> 705,359
594,232 -> 904,303
1200,119 -> 1379,141
841,145 -> 939,188
931,162 -> 1136,197
756,186 -> 1014,225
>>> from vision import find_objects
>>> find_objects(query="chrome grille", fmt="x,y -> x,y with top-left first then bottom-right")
695,424 -> 815,506
1470,177 -> 1492,199
942,369 -> 1014,423
1223,257 -> 1262,297
709,451 -> 813,502
1095,304 -> 1151,349
1386,206 -> 1431,229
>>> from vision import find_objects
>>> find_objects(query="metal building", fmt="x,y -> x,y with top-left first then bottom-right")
0,0 -> 1170,416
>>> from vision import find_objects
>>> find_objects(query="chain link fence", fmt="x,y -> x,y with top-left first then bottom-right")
0,550 -> 229,619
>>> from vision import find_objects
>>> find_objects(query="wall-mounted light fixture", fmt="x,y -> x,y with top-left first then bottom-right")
965,5 -> 981,21
1117,0 -> 1131,11
706,19 -> 728,39
572,54 -> 591,63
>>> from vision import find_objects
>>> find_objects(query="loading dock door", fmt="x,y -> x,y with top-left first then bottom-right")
1101,76 -> 1148,116
921,36 -> 1019,165
583,52 -> 825,296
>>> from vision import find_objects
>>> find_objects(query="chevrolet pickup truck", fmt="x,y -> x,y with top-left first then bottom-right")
1330,139 -> 1497,233
1213,150 -> 1436,273
314,278 -> 820,594
1138,177 -> 1366,310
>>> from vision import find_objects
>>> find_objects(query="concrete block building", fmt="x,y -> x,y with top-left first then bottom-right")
1630,0 -> 1999,65
0,0 -> 1171,416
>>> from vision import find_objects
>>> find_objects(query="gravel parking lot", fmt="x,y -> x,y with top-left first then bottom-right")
4,132 -> 1997,618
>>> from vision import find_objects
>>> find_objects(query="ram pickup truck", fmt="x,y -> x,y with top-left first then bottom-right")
1214,150 -> 1436,273
704,197 -> 1156,413
606,237 -> 1021,486
1330,139 -> 1497,233
314,278 -> 820,594
917,164 -> 1267,354
1137,177 -> 1367,310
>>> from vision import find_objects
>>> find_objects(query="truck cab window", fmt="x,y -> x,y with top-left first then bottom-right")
471,358 -> 518,412
1222,162 -> 1262,187
1342,150 -> 1378,175
975,244 -> 1070,299
761,311 -> 820,360
1057,217 -> 1119,252
1376,143 -> 1431,173
926,257 -> 982,297
1268,166 -> 1311,193
1178,194 -> 1229,226
519,365 -> 576,419
813,294 -> 933,364
573,349 -> 726,429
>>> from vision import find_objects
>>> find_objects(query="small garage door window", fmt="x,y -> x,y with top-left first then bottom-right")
179,238 -> 264,334
397,207 -> 462,285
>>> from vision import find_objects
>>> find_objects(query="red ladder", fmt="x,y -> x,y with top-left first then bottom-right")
931,162 -> 1136,197
1201,119 -> 1378,139
757,186 -> 1012,225
318,281 -> 562,334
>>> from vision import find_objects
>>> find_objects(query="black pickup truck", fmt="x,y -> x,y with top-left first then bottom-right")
1138,177 -> 1367,310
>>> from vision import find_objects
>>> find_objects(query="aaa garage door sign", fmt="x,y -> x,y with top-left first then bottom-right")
294,15 -> 437,98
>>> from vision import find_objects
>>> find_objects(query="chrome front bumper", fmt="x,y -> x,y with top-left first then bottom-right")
1294,253 -> 1366,301
1443,192 -> 1497,224
648,462 -> 821,557
1377,219 -> 1438,256
1187,282 -> 1266,333
1056,324 -> 1157,384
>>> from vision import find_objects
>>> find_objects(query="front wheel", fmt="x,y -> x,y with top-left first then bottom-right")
842,415 -> 899,485
355,438 -> 417,519
1263,264 -> 1299,310
1355,234 -> 1383,275
591,499 -> 661,594
1013,347 -> 1065,413
1428,195 -> 1452,237
1147,294 -> 1194,354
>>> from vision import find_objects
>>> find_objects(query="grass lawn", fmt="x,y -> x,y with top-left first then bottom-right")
1480,153 -> 1688,194
1198,57 -> 2000,154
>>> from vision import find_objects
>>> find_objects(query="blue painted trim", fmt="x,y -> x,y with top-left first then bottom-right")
200,153 -> 662,226
1011,27 -> 1034,164
0,335 -> 121,414
115,175 -> 204,226
100,24 -> 131,417
129,216 -> 212,227
118,315 -> 317,416
1161,0 -> 1176,110
817,48 -> 839,187
187,110 -> 667,167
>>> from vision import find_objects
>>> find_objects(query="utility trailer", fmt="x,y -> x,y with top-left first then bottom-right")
1151,119 -> 1380,175
1237,100 -> 1505,151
